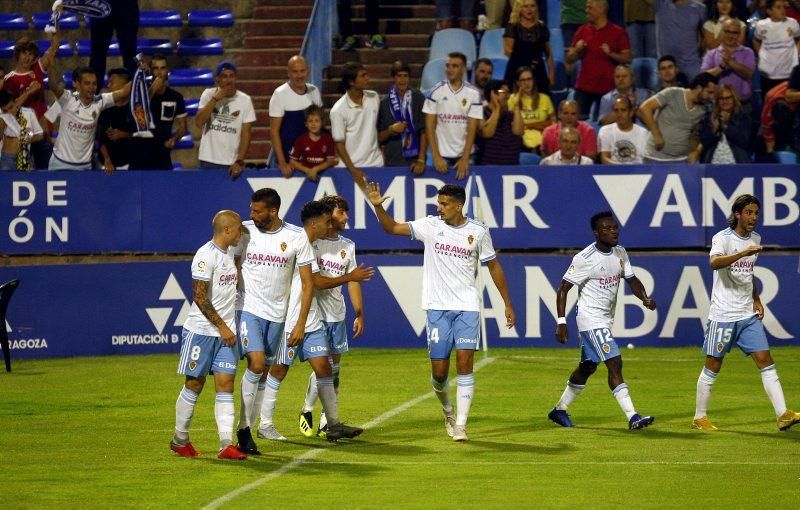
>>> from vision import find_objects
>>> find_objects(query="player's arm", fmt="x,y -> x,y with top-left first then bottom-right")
312,264 -> 374,289
486,258 -> 516,329
455,117 -> 479,180
625,276 -> 656,310
555,279 -> 574,344
600,151 -> 615,164
425,112 -> 447,174
335,141 -> 367,189
47,59 -> 66,99
710,245 -> 763,270
365,182 -> 412,236
347,281 -> 365,338
194,88 -> 224,128
39,30 -> 59,71
637,95 -> 664,149
288,264 -> 313,346
168,116 -> 187,149
192,279 -> 235,346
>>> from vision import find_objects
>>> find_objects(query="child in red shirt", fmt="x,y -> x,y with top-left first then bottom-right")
289,105 -> 337,181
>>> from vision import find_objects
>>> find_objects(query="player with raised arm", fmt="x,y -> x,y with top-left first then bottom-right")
548,211 -> 657,430
692,194 -> 800,432
170,210 -> 244,460
366,182 -> 515,441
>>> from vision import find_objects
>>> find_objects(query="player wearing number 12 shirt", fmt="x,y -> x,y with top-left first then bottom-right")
366,182 -> 516,442
548,211 -> 657,430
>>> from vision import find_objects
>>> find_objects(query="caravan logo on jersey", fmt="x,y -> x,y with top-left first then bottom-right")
111,273 -> 187,346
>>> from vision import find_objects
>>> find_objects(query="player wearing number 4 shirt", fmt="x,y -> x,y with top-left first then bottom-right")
548,211 -> 657,430
692,194 -> 800,432
366,182 -> 516,442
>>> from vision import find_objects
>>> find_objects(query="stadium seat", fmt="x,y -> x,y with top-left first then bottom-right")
430,29 -> 476,67
76,39 -> 120,57
0,14 -> 28,31
32,12 -> 80,30
490,57 -> 508,80
549,60 -> 569,105
174,133 -> 195,149
549,27 -> 565,63
139,10 -> 182,27
421,58 -> 448,94
188,9 -> 234,27
177,38 -> 223,56
774,151 -> 797,164
137,38 -> 173,55
169,68 -> 214,87
519,152 -> 541,165
547,0 -> 561,28
38,39 -> 73,57
632,57 -> 658,91
0,41 -> 14,59
185,98 -> 200,116
478,28 -> 505,59
0,279 -> 20,372
172,162 -> 183,170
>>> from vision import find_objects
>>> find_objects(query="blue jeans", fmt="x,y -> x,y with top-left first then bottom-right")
435,0 -> 476,21
626,21 -> 656,59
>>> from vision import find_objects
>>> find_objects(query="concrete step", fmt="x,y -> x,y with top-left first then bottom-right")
253,6 -> 314,18
228,48 -> 299,67
236,66 -> 288,79
255,0 -> 313,5
351,4 -> 436,18
240,19 -> 309,36
243,35 -> 304,50
332,47 -> 429,65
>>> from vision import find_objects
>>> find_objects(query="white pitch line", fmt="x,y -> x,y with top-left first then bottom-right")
505,355 -> 702,363
272,460 -> 800,466
201,357 -> 496,510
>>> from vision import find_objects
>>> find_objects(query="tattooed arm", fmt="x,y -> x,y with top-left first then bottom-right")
192,279 -> 236,346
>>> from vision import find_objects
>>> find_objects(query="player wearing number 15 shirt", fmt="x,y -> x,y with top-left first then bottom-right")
548,211 -> 657,431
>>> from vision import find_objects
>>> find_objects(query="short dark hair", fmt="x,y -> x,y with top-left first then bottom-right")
448,52 -> 467,65
320,195 -> 350,212
765,0 -> 782,10
657,55 -> 677,67
251,188 -> 281,210
341,62 -> 365,91
300,200 -> 332,224
483,79 -> 507,102
474,57 -> 493,70
0,90 -> 12,108
690,72 -> 718,90
304,104 -> 324,121
13,37 -> 39,61
151,54 -> 169,65
72,66 -> 97,83
390,60 -> 411,77
590,211 -> 614,231
728,194 -> 760,228
438,184 -> 466,204
107,67 -> 131,83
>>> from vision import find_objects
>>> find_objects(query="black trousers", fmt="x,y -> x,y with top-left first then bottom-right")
338,0 -> 379,37
90,0 -> 140,82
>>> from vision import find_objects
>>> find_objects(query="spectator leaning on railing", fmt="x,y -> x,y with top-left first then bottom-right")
96,68 -> 138,174
377,60 -> 427,174
139,55 -> 187,171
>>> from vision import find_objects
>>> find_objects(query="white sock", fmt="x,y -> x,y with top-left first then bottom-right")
303,371 -> 318,413
455,374 -> 474,427
431,376 -> 452,414
174,387 -> 198,442
694,367 -> 717,419
215,392 -> 235,449
317,376 -> 339,426
760,364 -> 787,417
238,369 -> 261,430
252,379 -> 266,428
612,383 -> 636,420
556,380 -> 585,411
259,374 -> 281,427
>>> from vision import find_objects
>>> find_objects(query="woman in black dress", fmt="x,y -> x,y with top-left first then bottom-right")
503,0 -> 555,94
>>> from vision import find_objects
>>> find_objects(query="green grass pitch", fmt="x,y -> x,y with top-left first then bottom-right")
3,347 -> 799,508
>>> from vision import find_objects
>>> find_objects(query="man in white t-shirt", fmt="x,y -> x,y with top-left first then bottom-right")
540,126 -> 595,165
423,52 -> 483,180
46,64 -> 131,170
547,211 -> 657,430
195,61 -> 256,180
692,194 -> 800,432
170,210 -> 246,460
366,182 -> 516,442
598,95 -> 649,164
270,55 -> 322,177
753,0 -> 800,97
330,62 -> 383,187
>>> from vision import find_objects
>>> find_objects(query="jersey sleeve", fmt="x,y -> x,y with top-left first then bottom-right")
478,228 -> 496,263
198,88 -> 214,109
99,92 -> 115,110
242,96 -> 256,123
422,91 -> 437,115
563,254 -> 592,286
297,234 -> 314,266
468,90 -> 484,120
175,93 -> 187,117
330,105 -> 346,143
268,89 -> 285,117
289,135 -> 302,161
709,232 -> 727,257
191,248 -> 214,281
407,216 -> 432,242
346,243 -> 358,273
621,248 -> 635,279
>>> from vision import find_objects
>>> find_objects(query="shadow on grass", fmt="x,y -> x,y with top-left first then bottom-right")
466,439 -> 577,455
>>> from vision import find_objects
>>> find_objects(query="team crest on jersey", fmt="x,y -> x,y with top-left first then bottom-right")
287,348 -> 295,359
340,250 -> 346,259
189,361 -> 197,370
280,242 -> 287,252
602,344 -> 611,354
461,98 -> 467,107
716,342 -> 724,352
197,261 -> 206,273
467,235 -> 474,245
568,264 -> 575,274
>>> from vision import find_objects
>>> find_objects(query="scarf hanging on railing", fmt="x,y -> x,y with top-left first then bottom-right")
16,109 -> 32,172
46,0 -> 112,33
388,85 -> 419,160
131,54 -> 154,138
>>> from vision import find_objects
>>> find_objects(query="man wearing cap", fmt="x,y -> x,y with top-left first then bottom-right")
195,61 -> 256,179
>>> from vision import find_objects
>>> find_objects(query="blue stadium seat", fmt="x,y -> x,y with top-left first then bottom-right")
490,57 -> 508,80
139,10 -> 182,27
174,133 -> 195,149
430,29 -> 476,67
632,57 -> 658,91
479,28 -> 505,59
0,41 -> 14,59
38,39 -> 73,57
32,12 -> 80,30
76,39 -> 120,57
549,27 -> 565,62
547,0 -> 561,28
169,68 -> 214,87
774,151 -> 797,164
185,98 -> 200,116
519,152 -> 541,165
549,60 -> 569,105
421,58 -> 448,94
177,38 -> 223,56
0,14 -> 28,31
172,162 -> 184,170
138,38 -> 173,55
188,9 -> 234,27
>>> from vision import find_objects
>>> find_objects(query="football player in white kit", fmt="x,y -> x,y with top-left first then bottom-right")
170,210 -> 245,460
548,211 -> 657,430
366,182 -> 516,442
692,194 -> 800,431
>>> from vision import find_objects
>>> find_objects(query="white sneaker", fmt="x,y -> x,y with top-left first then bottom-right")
444,411 -> 456,437
451,424 -> 468,442
257,424 -> 286,441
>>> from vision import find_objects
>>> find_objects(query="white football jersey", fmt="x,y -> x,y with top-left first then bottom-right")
183,241 -> 238,336
422,81 -> 483,158
708,227 -> 761,322
313,235 -> 357,323
237,221 -> 314,322
408,215 -> 496,312
52,91 -> 114,165
285,251 -> 323,332
563,243 -> 634,331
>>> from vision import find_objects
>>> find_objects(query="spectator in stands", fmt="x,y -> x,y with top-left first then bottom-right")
787,63 -> 800,153
759,80 -> 795,155
598,64 -> 652,125
338,1 -> 387,50
289,105 -> 337,181
703,0 -> 746,51
270,56 -> 323,178
486,0 -> 514,30
435,0 -> 478,31
648,0 -> 706,82
423,52 -> 483,180
598,95 -> 650,163
0,88 -> 44,171
195,62 -> 256,180
625,0 -> 656,58
138,55 -> 186,170
3,35 -> 59,169
657,55 -> 688,89
697,84 -> 752,163
540,126 -> 595,164
472,58 -> 495,102
638,72 -> 718,163
541,99 -> 598,159
0,91 -> 24,170
378,60 -> 427,174
567,0 -> 632,119
508,66 -> 555,152
503,0 -> 555,94
90,0 -> 140,81
97,68 -> 138,174
753,0 -> 800,99
478,79 -> 523,165
700,19 -> 756,109
330,62 -> 384,185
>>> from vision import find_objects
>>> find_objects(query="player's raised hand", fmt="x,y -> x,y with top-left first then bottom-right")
555,323 -> 569,344
741,244 -> 763,257
349,263 -> 375,282
366,181 -> 389,207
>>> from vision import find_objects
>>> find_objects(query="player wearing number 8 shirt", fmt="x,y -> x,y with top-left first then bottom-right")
548,211 -> 657,430
692,194 -> 800,432
366,182 -> 516,442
